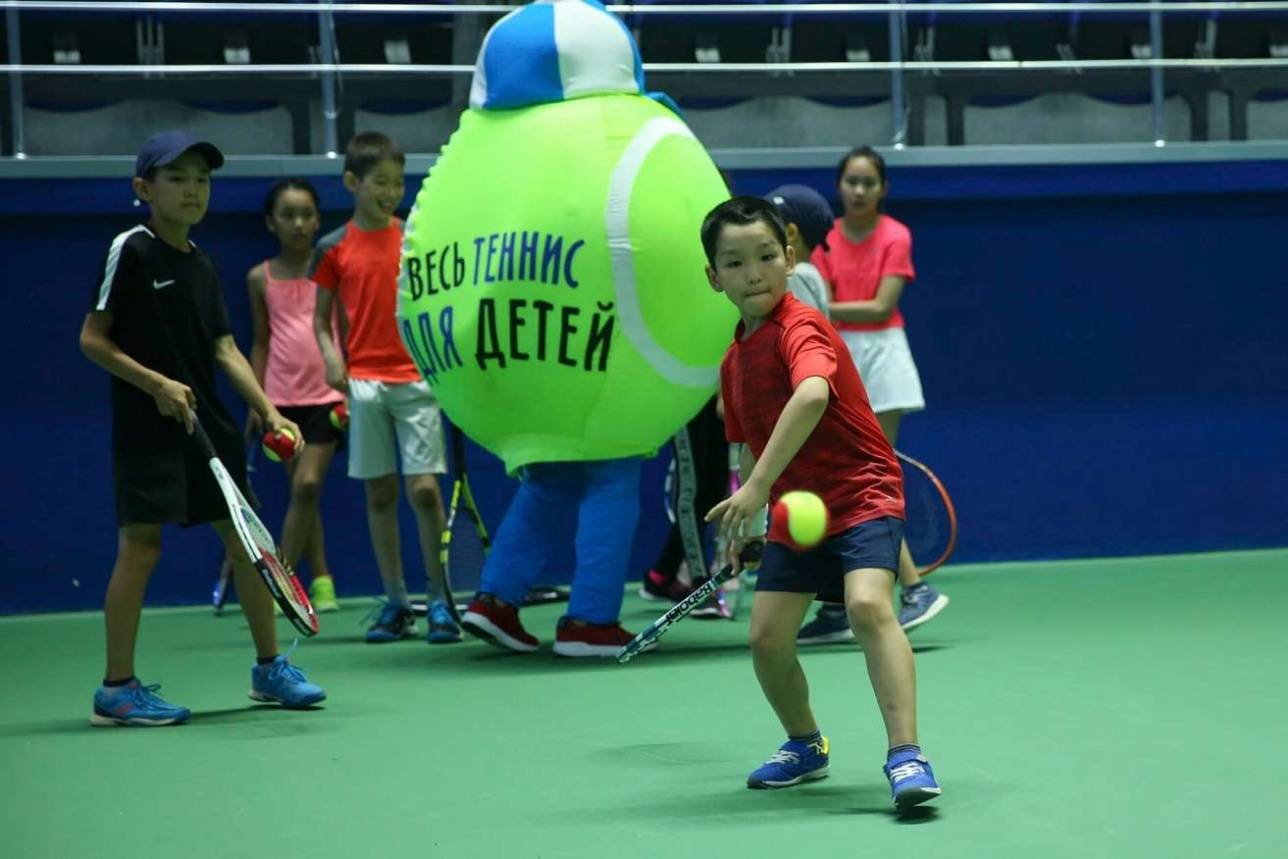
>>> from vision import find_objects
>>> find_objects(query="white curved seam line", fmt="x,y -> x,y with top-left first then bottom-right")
606,115 -> 718,388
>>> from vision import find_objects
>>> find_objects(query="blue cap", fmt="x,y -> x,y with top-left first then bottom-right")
469,0 -> 646,111
765,184 -> 836,251
134,130 -> 225,178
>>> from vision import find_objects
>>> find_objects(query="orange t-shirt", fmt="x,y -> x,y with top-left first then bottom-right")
310,219 -> 420,383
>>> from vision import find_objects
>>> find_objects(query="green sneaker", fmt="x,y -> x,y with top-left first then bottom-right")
309,575 -> 340,613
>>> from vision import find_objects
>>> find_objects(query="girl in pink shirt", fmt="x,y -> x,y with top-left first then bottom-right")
247,179 -> 345,612
806,147 -> 949,639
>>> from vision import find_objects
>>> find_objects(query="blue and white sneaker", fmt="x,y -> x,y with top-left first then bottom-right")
91,679 -> 190,727
898,584 -> 949,632
426,600 -> 462,644
883,748 -> 942,809
365,601 -> 417,643
250,656 -> 326,708
797,604 -> 854,645
747,735 -> 830,789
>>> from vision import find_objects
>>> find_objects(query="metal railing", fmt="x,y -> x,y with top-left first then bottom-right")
3,1 -> 1286,156
2,2 -> 1288,13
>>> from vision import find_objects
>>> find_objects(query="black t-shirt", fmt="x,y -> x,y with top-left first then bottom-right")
90,225 -> 239,453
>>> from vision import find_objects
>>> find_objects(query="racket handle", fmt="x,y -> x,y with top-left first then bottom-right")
189,413 -> 218,460
616,542 -> 763,664
730,540 -> 763,575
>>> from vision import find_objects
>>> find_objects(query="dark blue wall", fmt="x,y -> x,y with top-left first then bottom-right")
2,160 -> 1286,613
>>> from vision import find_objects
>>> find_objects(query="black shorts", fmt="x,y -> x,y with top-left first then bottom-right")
277,403 -> 346,448
114,441 -> 249,528
755,516 -> 904,604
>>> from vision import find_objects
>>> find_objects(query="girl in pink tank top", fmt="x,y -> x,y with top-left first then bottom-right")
260,259 -> 342,406
246,179 -> 344,612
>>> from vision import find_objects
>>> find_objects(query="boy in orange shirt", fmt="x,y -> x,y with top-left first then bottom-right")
312,133 -> 457,645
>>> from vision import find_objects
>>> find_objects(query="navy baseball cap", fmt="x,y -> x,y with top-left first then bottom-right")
134,130 -> 225,178
765,184 -> 836,252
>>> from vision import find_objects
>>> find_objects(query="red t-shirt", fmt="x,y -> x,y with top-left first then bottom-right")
310,219 -> 420,383
811,214 -> 915,332
721,293 -> 905,542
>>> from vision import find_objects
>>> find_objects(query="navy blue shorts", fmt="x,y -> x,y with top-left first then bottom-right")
755,517 -> 904,604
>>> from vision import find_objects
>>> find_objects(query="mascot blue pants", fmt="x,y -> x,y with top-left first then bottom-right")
479,458 -> 641,623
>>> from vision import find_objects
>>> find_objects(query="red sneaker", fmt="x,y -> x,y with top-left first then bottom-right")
553,616 -> 653,658
461,594 -> 539,653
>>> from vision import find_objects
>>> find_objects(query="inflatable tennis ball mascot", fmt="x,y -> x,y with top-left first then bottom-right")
398,0 -> 734,474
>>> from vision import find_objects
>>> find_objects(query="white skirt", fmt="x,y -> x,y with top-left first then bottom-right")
839,327 -> 926,415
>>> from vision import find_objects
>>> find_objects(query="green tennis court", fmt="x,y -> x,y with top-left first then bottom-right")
5,549 -> 1286,858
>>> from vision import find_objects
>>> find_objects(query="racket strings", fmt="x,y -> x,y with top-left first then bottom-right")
446,508 -> 487,596
259,546 -> 317,634
898,458 -> 956,574
904,473 -> 947,558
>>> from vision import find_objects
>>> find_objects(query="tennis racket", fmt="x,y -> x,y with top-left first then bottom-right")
411,587 -> 568,617
213,425 -> 258,614
212,556 -> 235,614
617,541 -> 764,664
435,425 -> 490,623
192,415 -> 318,636
895,450 -> 959,577
413,427 -> 569,618
715,442 -> 749,620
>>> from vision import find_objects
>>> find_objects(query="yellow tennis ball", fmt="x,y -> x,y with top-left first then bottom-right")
773,491 -> 829,550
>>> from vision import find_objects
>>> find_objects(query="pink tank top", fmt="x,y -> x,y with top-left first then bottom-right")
262,260 -> 344,407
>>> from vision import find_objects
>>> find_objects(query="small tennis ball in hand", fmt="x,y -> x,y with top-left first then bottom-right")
262,427 -> 299,463
772,490 -> 829,550
329,400 -> 349,431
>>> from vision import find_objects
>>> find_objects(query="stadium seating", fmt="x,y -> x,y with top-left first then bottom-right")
2,1 -> 1287,153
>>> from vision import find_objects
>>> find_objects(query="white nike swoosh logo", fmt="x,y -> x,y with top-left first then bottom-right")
153,279 -> 175,290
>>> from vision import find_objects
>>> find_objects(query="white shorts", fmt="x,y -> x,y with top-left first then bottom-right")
347,378 -> 447,479
840,327 -> 926,415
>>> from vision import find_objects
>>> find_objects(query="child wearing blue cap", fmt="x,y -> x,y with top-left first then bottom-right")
78,131 -> 326,726
765,184 -> 834,318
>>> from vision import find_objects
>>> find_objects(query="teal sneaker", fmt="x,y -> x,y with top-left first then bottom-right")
426,600 -> 462,644
365,601 -> 417,643
91,679 -> 190,727
747,735 -> 830,789
250,656 -> 326,708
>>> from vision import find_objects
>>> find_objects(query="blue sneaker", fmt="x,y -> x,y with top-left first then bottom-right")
365,601 -> 417,643
427,600 -> 462,644
250,656 -> 326,708
797,604 -> 853,645
898,584 -> 949,632
883,748 -> 942,809
91,679 -> 190,727
747,735 -> 830,789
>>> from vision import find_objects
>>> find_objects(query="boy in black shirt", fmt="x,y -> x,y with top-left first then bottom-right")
79,131 -> 325,726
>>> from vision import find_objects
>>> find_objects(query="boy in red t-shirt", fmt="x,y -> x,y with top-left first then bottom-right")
701,197 -> 940,809
311,133 -> 457,645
